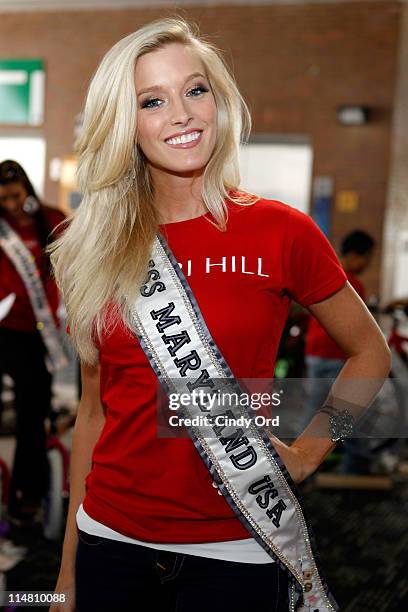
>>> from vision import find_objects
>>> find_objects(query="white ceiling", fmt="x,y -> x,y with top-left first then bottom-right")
0,0 -> 396,13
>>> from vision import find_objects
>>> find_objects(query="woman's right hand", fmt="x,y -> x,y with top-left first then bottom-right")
49,574 -> 75,612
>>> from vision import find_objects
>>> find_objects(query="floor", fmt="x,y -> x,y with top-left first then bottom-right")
1,482 -> 408,611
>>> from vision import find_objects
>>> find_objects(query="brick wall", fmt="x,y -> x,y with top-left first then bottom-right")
0,1 -> 402,296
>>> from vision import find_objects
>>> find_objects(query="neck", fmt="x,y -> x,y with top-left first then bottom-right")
17,215 -> 35,226
149,164 -> 207,224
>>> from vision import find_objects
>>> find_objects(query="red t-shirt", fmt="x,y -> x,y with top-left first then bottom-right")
73,197 -> 347,543
305,271 -> 366,360
0,206 -> 66,332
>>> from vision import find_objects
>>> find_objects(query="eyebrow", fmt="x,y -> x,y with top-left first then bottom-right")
137,72 -> 207,97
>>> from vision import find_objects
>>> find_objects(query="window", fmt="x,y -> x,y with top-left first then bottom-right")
0,135 -> 45,196
239,139 -> 313,213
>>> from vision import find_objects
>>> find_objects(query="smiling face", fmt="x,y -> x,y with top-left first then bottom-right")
135,42 -> 217,178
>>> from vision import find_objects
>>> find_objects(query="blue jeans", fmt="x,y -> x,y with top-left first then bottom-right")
75,529 -> 290,611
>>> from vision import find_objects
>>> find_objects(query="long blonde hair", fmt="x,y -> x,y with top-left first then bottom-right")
48,16 -> 259,365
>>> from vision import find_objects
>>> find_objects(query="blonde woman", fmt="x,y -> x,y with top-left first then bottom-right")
49,17 -> 390,612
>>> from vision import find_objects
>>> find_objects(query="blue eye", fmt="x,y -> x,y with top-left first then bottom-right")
187,85 -> 209,96
141,98 -> 162,109
140,84 -> 209,109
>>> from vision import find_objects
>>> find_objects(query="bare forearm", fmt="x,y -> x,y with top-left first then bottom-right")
292,345 -> 392,471
58,409 -> 105,577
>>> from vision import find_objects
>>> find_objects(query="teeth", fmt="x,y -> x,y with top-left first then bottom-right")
166,131 -> 201,145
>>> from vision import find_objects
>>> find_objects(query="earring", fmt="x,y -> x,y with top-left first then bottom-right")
23,196 -> 40,214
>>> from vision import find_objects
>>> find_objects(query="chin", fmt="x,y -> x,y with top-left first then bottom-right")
170,166 -> 205,177
152,157 -> 209,176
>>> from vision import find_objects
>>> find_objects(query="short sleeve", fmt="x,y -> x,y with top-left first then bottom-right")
282,206 -> 347,307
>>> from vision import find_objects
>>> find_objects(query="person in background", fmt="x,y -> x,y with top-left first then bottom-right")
0,159 -> 66,525
303,229 -> 375,472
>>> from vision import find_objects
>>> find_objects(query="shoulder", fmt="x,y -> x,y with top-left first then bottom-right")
41,205 -> 67,230
228,193 -> 295,226
229,194 -> 316,238
42,204 -> 66,223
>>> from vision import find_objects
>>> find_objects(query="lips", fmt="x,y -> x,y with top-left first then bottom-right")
164,128 -> 203,142
164,130 -> 203,148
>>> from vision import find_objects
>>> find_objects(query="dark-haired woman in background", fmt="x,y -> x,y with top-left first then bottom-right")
0,159 -> 66,525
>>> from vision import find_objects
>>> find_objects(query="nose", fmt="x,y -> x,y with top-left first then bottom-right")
170,95 -> 193,126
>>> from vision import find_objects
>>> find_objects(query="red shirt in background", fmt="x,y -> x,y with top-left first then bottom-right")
0,206 -> 66,332
305,271 -> 366,360
68,197 -> 347,543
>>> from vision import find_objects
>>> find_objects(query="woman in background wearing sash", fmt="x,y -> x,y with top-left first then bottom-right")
0,160 -> 65,524
48,17 -> 391,612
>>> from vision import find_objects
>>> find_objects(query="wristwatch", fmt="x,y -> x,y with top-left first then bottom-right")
316,406 -> 355,443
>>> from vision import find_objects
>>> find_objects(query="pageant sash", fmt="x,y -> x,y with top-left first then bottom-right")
129,233 -> 339,612
0,218 -> 69,372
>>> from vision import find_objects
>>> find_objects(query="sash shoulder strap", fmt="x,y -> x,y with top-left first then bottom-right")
0,218 -> 69,372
